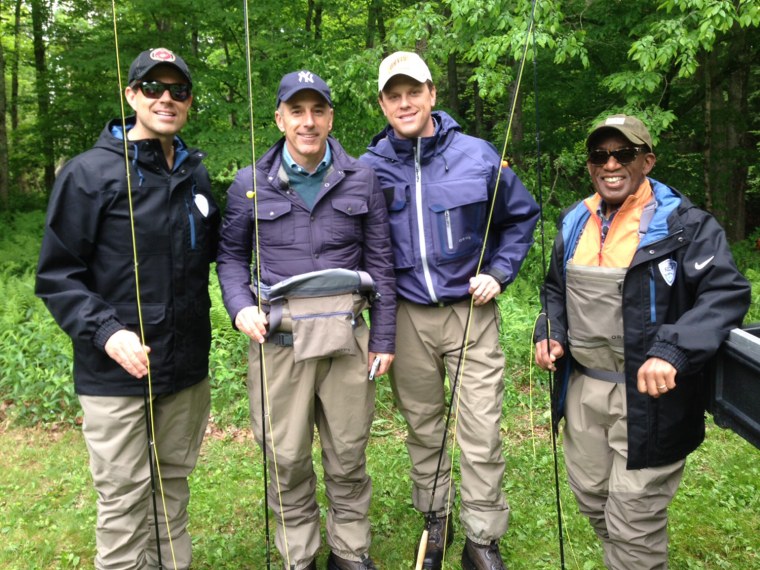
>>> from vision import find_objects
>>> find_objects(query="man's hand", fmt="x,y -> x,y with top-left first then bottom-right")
368,352 -> 394,378
469,274 -> 500,306
235,305 -> 268,343
535,339 -> 564,372
637,357 -> 677,398
105,329 -> 151,379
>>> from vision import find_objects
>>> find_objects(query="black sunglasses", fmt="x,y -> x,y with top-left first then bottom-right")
587,146 -> 644,166
133,80 -> 191,102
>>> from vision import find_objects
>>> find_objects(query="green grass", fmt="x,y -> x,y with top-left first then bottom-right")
1,402 -> 758,569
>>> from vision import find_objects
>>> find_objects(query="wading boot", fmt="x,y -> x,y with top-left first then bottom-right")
417,513 -> 454,569
326,552 -> 377,570
461,538 -> 506,570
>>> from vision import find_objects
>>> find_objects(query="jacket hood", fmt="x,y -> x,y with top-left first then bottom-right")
366,110 -> 462,163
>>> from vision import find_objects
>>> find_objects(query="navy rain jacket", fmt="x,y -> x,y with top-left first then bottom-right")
36,117 -> 220,396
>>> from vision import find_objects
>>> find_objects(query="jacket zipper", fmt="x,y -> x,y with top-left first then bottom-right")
185,198 -> 197,249
415,138 -> 438,303
445,210 -> 454,250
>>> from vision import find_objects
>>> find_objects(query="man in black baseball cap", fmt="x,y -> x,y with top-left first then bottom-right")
37,46 -> 217,570
128,47 -> 192,85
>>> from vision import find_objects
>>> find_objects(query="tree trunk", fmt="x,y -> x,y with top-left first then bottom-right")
314,1 -> 322,41
447,53 -> 459,118
473,81 -> 483,139
11,0 -> 21,131
0,20 -> 9,209
366,0 -> 377,48
705,25 -> 750,241
31,0 -> 55,192
306,0 -> 314,33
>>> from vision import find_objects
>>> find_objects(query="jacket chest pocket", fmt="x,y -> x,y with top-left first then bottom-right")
387,186 -> 415,270
428,180 -> 487,264
256,200 -> 296,246
184,189 -> 219,253
330,197 -> 368,243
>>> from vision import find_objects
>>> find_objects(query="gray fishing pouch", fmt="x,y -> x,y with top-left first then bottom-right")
256,269 -> 376,363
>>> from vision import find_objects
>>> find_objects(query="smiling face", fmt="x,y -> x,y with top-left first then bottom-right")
275,89 -> 333,173
587,133 -> 656,207
378,75 -> 436,139
125,65 -> 192,144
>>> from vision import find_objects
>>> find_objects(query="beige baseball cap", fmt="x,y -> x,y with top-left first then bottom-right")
586,114 -> 653,150
378,51 -> 432,92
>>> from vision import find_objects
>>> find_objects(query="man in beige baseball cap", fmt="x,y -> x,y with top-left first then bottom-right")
377,51 -> 432,92
361,50 -> 540,570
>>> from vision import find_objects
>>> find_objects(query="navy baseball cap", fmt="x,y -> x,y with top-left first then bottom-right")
276,70 -> 332,108
128,48 -> 192,85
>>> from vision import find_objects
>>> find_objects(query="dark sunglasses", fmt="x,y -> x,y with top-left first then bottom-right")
587,146 -> 644,166
133,80 -> 191,102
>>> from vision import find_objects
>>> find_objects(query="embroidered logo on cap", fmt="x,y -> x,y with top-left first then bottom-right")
149,48 -> 176,63
298,71 -> 315,84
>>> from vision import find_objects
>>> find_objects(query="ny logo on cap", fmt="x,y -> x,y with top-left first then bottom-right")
150,48 -> 176,62
298,71 -> 315,84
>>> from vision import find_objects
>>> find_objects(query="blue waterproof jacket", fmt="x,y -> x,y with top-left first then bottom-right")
360,111 -> 539,304
535,179 -> 751,468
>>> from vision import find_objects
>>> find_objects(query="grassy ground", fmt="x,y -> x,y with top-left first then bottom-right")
1,384 -> 757,570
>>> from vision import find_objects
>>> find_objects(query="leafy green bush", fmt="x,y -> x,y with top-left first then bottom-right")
1,210 -> 758,427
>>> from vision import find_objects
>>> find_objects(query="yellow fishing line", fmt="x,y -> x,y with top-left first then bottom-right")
110,3 -> 177,568
242,1 -> 291,565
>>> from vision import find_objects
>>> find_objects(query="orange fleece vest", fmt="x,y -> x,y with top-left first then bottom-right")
571,180 -> 654,268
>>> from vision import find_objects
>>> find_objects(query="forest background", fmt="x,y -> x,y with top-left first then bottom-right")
0,0 -> 759,569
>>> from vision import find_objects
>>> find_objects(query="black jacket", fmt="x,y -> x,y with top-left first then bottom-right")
535,179 -> 751,468
36,117 -> 220,396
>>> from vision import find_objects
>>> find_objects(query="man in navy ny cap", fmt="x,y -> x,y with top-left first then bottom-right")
217,70 -> 395,569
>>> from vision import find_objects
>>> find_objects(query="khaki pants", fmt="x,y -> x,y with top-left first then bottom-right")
563,372 -> 685,570
247,322 -> 374,569
391,299 -> 509,544
79,378 -> 210,570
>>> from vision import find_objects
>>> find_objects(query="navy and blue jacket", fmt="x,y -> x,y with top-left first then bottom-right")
535,179 -> 751,468
361,111 -> 539,305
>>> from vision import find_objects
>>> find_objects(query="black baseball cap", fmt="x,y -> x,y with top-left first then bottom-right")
276,70 -> 332,108
128,48 -> 192,85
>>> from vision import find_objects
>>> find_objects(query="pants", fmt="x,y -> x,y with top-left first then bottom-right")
391,299 -> 509,544
79,378 -> 210,570
563,372 -> 685,570
247,322 -> 374,569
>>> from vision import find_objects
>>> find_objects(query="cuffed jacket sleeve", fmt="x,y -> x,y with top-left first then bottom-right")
216,166 -> 257,326
361,171 -> 396,354
482,162 -> 541,290
644,210 -> 751,374
36,158 -> 125,351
